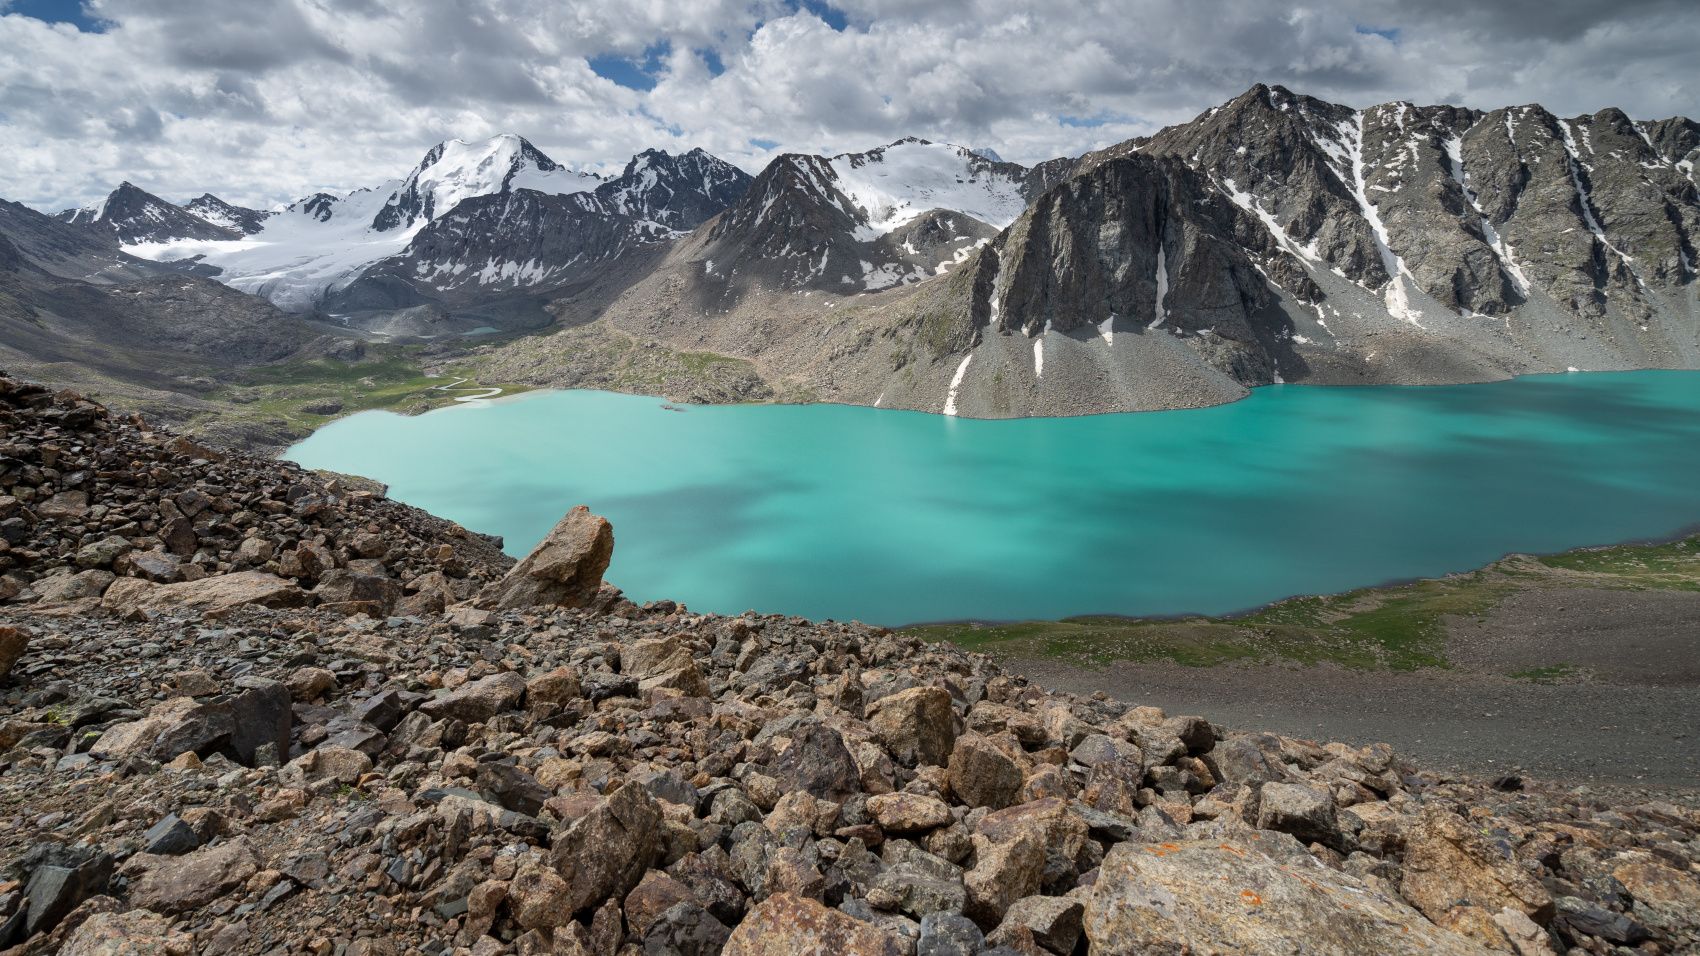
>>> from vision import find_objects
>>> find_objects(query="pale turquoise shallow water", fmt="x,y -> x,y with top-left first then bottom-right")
286,371 -> 1700,625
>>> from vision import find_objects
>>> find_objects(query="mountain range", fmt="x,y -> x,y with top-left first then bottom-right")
9,83 -> 1699,426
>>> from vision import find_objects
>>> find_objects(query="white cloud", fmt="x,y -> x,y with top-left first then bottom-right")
2,0 -> 1695,211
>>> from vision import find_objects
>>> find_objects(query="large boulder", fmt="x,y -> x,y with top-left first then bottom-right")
59,909 -> 189,955
418,671 -> 527,724
723,893 -> 905,955
549,781 -> 663,913
870,686 -> 958,767
123,838 -> 261,914
947,733 -> 1023,810
1085,838 -> 1489,955
1400,807 -> 1555,925
480,505 -> 613,610
88,679 -> 289,767
104,571 -> 307,619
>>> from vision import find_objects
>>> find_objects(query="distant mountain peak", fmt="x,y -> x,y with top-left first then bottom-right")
371,133 -> 603,233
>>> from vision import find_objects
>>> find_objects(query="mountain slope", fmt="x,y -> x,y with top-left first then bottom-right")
110,138 -> 751,330
55,182 -> 239,245
700,139 -> 1031,295
184,194 -> 273,235
0,199 -> 331,427
478,86 -> 1699,419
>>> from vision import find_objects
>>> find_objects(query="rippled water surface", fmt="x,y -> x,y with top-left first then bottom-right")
286,371 -> 1700,624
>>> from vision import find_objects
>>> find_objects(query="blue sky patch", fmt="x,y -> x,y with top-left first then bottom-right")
1355,24 -> 1400,42
589,40 -> 672,91
749,137 -> 780,150
785,0 -> 848,31
5,0 -> 106,32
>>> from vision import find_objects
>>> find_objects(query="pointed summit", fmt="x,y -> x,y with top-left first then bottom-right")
371,133 -> 603,232
56,182 -> 239,245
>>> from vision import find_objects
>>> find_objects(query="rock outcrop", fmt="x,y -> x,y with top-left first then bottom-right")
477,505 -> 613,610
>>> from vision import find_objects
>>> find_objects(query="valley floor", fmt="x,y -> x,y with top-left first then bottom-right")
912,536 -> 1700,787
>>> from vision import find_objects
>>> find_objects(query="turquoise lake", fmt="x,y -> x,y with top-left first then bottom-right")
285,371 -> 1700,625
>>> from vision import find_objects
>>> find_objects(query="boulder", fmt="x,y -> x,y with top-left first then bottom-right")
1256,781 -> 1344,849
0,624 -> 28,682
870,686 -> 958,767
761,718 -> 863,803
120,549 -> 182,583
948,734 -> 1024,810
723,893 -> 905,956
964,831 -> 1045,927
124,838 -> 260,914
480,505 -> 613,610
867,792 -> 954,834
59,909 -> 189,955
1611,859 -> 1700,937
548,781 -> 663,913
642,901 -> 732,956
88,680 -> 289,767
989,895 -> 1083,955
975,798 -> 1089,891
1085,838 -> 1489,955
1400,807 -> 1555,925
106,571 -> 307,619
418,671 -> 527,724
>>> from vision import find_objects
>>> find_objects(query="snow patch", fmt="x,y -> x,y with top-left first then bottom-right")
829,140 -> 1026,238
943,354 -> 973,417
1148,243 -> 1171,329
1444,137 -> 1531,297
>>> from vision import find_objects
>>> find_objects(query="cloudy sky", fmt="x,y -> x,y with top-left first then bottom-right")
4,0 -> 1696,212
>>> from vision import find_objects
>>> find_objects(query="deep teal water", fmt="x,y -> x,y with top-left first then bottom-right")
285,372 -> 1700,625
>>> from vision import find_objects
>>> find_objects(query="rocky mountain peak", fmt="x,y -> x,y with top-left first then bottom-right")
55,181 -> 239,245
370,133 -> 602,233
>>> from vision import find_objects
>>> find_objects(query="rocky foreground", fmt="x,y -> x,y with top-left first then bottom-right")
0,376 -> 1697,955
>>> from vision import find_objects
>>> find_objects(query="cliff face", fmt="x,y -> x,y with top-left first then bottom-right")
0,375 -> 1697,954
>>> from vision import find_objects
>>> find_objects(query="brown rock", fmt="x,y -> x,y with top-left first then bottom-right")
624,870 -> 699,937
948,733 -> 1024,810
990,895 -> 1083,955
866,792 -> 954,834
1085,838 -> 1488,955
549,781 -> 663,913
509,860 -> 575,932
722,893 -> 904,956
59,908 -> 190,955
106,571 -> 308,619
480,505 -> 613,610
0,624 -> 29,683
419,671 -> 527,724
869,686 -> 958,767
965,831 -> 1045,927
286,667 -> 337,701
1401,807 -> 1555,925
526,667 -> 582,710
975,798 -> 1090,890
1612,859 -> 1700,936
125,838 -> 260,914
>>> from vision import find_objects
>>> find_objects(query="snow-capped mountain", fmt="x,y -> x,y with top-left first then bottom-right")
703,138 -> 1057,293
184,194 -> 273,236
329,148 -> 755,313
370,133 -> 602,232
56,182 -> 239,245
592,147 -> 751,229
107,136 -> 749,318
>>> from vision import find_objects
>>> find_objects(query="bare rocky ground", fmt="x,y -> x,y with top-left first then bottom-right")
1012,586 -> 1700,790
0,376 -> 1697,955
